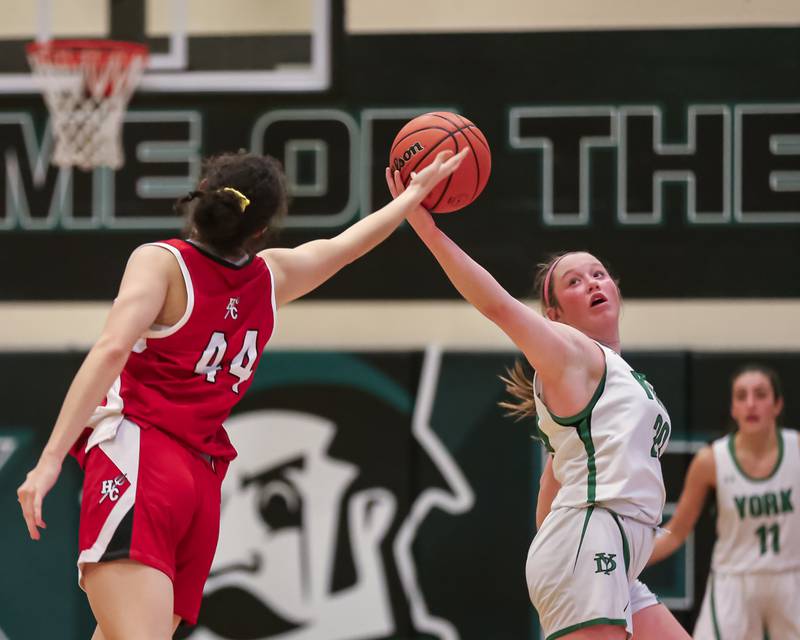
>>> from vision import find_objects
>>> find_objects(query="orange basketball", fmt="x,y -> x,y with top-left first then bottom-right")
389,111 -> 491,213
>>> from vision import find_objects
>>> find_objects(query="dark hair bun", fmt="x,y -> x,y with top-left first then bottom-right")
175,153 -> 289,256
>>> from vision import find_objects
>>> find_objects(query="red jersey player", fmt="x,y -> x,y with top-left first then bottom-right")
17,148 -> 467,640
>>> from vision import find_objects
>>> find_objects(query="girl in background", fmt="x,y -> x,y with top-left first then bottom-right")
649,364 -> 800,639
386,164 -> 688,640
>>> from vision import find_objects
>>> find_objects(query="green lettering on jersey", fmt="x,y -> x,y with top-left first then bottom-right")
734,489 -> 793,519
650,414 -> 671,458
749,495 -> 764,517
630,370 -> 653,399
630,369 -> 667,412
734,496 -> 747,520
764,493 -> 779,516
781,489 -> 794,513
756,523 -> 780,555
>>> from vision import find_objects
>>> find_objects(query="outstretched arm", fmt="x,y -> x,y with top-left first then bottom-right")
260,149 -> 468,307
386,171 -> 597,386
648,445 -> 716,565
17,246 -> 174,540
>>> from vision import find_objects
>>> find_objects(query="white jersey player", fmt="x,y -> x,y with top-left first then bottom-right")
384,177 -> 691,640
649,364 -> 800,640
528,342 -> 674,639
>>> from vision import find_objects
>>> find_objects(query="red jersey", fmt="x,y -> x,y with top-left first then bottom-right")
86,239 -> 276,461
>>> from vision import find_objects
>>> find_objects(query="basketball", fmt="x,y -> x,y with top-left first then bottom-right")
389,111 -> 491,213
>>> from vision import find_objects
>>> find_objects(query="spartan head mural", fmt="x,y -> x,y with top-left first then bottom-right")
183,349 -> 473,640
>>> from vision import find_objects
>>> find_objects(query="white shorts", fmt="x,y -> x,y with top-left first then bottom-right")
526,506 -> 658,640
694,570 -> 800,640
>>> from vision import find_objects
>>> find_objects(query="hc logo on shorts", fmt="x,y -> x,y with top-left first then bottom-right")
99,473 -> 127,503
593,552 -> 617,575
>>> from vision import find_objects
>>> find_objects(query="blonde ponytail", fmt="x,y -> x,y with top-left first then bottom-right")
497,359 -> 537,420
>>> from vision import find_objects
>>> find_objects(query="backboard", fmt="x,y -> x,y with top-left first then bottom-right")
0,0 -> 331,93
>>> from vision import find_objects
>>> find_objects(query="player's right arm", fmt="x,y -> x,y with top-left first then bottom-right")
260,149 -> 467,307
17,245 -> 174,540
648,445 -> 716,565
386,170 -> 596,386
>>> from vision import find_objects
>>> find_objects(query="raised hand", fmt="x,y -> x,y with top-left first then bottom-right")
405,147 -> 468,199
385,147 -> 468,231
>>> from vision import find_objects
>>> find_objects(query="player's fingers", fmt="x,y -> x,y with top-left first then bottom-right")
385,167 -> 398,197
393,170 -> 406,193
442,147 -> 469,170
24,515 -> 39,540
17,485 -> 31,516
18,491 -> 40,540
436,149 -> 455,161
34,492 -> 45,529
429,149 -> 455,169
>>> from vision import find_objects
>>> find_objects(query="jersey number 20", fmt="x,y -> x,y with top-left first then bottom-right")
194,330 -> 259,394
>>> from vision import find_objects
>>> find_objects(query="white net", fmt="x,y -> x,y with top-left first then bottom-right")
27,41 -> 148,170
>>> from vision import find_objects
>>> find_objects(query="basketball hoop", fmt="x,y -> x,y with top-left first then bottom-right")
26,40 -> 148,171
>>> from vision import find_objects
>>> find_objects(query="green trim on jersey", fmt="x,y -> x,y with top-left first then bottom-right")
548,366 -> 607,503
546,617 -> 627,640
727,430 -> 784,482
573,506 -> 595,573
535,416 -> 555,453
548,365 -> 607,426
609,511 -> 631,573
710,573 -> 722,640
577,416 -> 598,503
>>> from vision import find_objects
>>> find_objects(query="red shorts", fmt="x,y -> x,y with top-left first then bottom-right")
73,418 -> 226,624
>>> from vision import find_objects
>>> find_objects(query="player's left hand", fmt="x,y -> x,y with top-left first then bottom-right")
17,454 -> 62,540
384,166 -> 437,234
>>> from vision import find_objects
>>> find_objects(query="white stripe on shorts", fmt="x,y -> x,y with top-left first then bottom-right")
77,419 -> 141,586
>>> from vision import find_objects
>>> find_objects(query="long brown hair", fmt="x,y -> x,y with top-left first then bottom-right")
498,251 -> 619,421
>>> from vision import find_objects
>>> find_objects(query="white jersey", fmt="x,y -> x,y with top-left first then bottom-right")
534,344 -> 669,526
711,429 -> 800,574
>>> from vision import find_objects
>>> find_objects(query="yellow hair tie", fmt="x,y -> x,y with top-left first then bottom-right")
220,187 -> 250,213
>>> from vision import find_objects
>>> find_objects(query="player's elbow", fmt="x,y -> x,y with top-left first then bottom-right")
92,334 -> 133,364
480,296 -> 511,324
